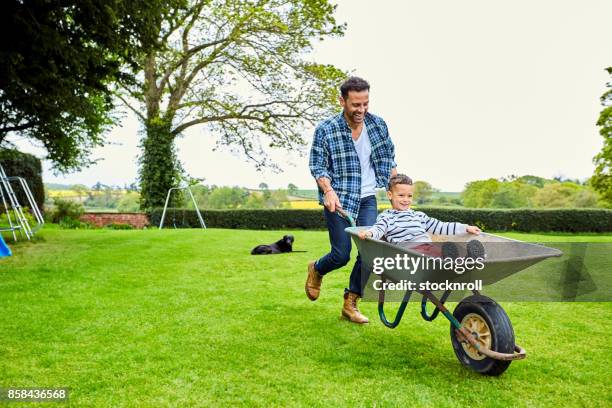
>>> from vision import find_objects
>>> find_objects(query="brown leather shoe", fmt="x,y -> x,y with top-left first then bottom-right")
305,261 -> 323,301
341,292 -> 369,324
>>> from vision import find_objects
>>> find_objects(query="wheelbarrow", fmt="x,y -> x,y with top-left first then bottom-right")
337,209 -> 563,376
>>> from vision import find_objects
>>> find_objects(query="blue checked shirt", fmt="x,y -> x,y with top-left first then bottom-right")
309,112 -> 396,220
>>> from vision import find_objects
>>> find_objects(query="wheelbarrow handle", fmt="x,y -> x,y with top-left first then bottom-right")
336,208 -> 356,228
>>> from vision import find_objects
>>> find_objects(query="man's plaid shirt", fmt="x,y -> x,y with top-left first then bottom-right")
309,112 -> 396,220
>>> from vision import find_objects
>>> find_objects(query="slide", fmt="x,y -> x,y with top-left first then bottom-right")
0,234 -> 11,257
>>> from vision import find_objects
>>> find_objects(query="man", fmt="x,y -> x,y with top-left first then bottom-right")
306,76 -> 397,324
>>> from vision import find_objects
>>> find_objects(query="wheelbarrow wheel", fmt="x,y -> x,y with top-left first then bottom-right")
450,295 -> 515,376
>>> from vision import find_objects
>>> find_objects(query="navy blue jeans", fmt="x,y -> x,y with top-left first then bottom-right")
315,195 -> 378,297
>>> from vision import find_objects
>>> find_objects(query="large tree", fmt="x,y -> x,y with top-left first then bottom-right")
591,67 -> 612,206
118,0 -> 346,209
0,0 -> 175,172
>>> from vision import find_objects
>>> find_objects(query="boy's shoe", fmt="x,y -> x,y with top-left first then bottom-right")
441,242 -> 460,259
341,292 -> 369,324
466,239 -> 486,259
305,261 -> 323,301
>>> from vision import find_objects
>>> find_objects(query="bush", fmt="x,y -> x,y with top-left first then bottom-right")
149,207 -> 612,232
104,223 -> 134,230
0,149 -> 44,214
0,208 -> 37,228
58,216 -> 90,229
48,198 -> 84,223
117,192 -> 140,212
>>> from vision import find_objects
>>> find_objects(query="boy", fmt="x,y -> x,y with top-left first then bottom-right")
358,174 -> 481,245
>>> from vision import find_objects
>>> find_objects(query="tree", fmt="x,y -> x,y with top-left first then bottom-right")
259,182 -> 272,200
71,184 -> 89,203
532,183 -> 579,208
490,182 -> 537,208
413,181 -> 434,205
516,175 -> 548,188
117,192 -> 141,212
462,179 -> 500,208
0,0 -> 175,172
125,182 -> 140,192
244,193 -> 266,209
573,189 -> 598,208
208,186 -> 248,209
187,184 -> 211,208
287,183 -> 298,196
268,189 -> 289,208
119,0 -> 346,209
92,182 -> 105,192
244,188 -> 288,209
591,67 -> 612,206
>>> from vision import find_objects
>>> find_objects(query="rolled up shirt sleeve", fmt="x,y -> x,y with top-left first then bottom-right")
309,126 -> 330,180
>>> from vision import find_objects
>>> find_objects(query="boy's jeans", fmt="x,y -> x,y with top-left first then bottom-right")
315,195 -> 377,297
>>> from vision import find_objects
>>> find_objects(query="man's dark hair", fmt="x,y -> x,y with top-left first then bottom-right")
340,77 -> 370,99
388,174 -> 413,191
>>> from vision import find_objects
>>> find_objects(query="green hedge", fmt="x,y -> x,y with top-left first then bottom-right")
150,207 -> 612,232
417,207 -> 612,233
151,209 -> 327,230
0,149 -> 44,214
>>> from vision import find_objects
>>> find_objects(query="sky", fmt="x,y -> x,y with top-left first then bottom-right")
14,0 -> 612,191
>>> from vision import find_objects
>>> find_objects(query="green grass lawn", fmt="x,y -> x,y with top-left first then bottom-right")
1,227 -> 611,407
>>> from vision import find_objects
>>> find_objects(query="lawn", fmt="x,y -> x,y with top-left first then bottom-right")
1,227 -> 611,407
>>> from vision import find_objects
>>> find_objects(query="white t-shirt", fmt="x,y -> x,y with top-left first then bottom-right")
353,124 -> 377,198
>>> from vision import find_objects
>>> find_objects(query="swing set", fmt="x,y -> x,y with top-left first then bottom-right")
158,185 -> 206,229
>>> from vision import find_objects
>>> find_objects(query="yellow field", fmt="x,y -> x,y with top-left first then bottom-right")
288,200 -> 320,209
47,190 -> 79,198
47,190 -> 126,198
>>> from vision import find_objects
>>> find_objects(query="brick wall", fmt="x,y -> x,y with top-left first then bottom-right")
80,213 -> 150,229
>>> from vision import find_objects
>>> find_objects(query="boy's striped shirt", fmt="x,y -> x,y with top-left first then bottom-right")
369,209 -> 467,243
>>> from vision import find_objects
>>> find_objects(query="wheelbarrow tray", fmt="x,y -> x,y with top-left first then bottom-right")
345,227 -> 563,286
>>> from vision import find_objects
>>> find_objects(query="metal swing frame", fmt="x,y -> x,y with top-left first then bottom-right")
158,186 -> 206,229
0,164 -> 44,241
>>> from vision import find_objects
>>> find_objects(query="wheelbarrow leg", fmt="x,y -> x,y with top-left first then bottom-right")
378,276 -> 413,329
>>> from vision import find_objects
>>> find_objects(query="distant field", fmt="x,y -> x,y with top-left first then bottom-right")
432,191 -> 462,199
45,187 -> 461,212
44,183 -> 76,191
293,189 -> 319,199
47,190 -> 126,198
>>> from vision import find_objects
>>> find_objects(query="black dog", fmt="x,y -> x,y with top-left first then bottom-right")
251,235 -> 294,255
